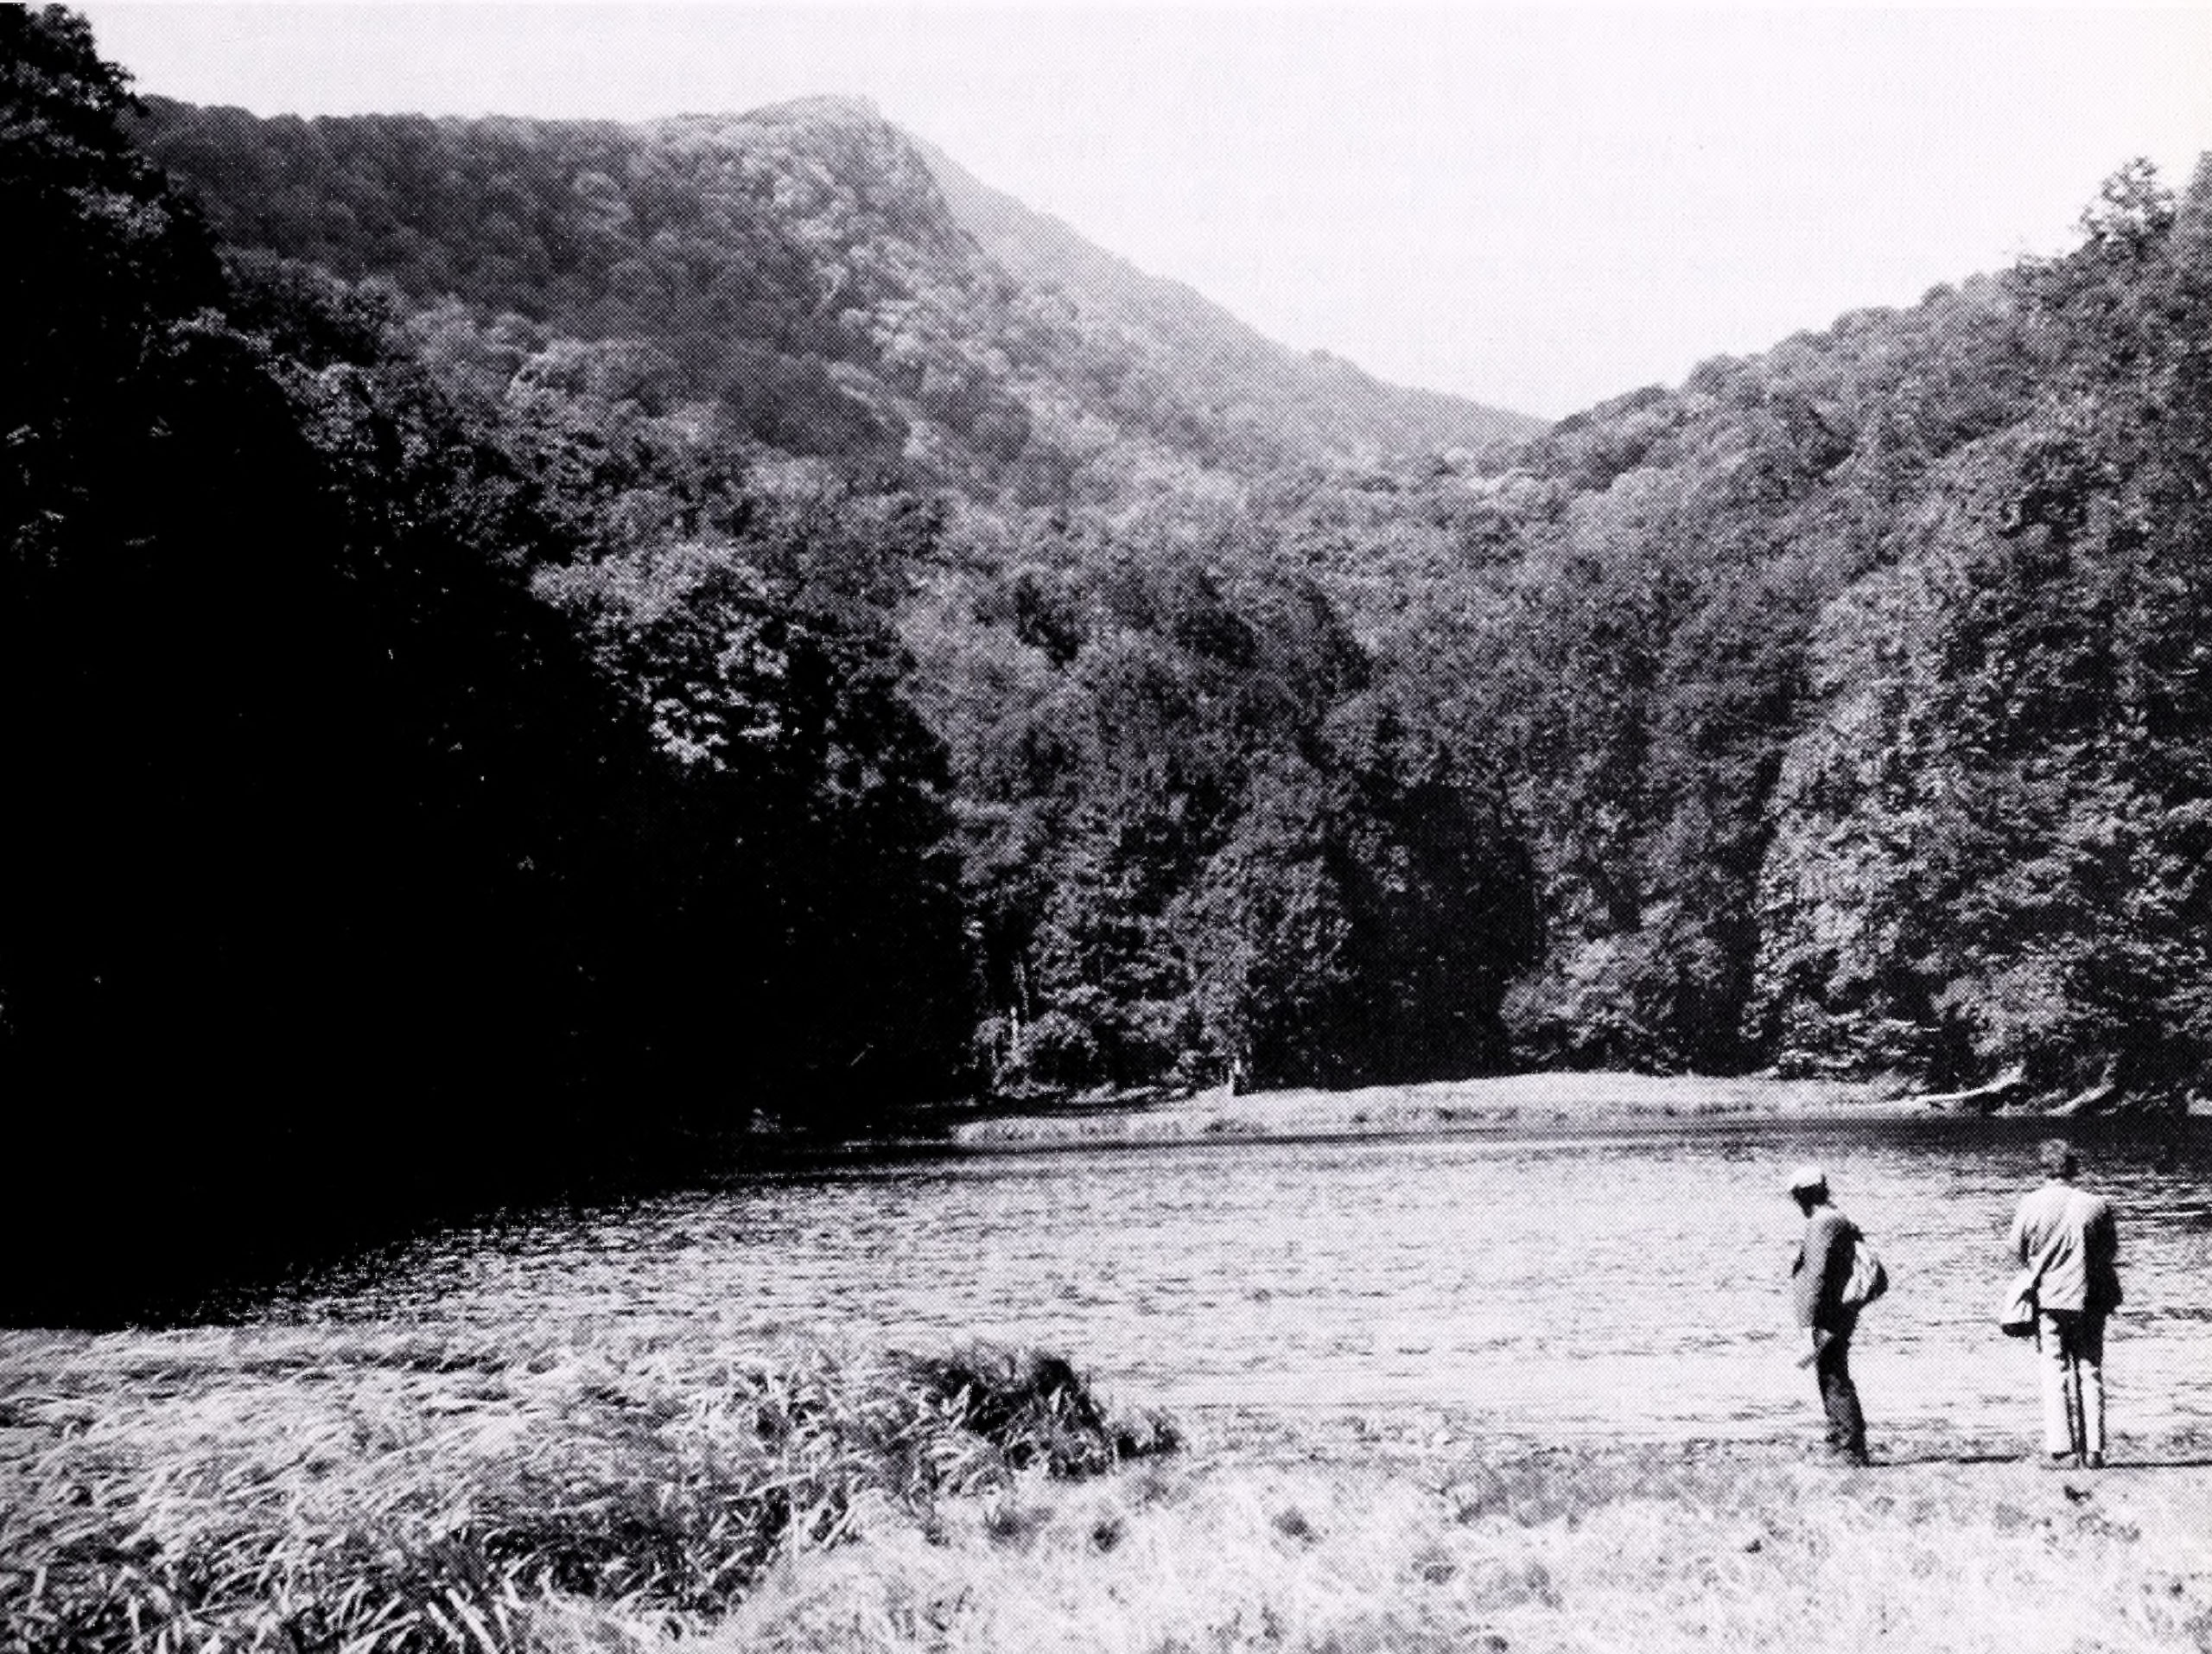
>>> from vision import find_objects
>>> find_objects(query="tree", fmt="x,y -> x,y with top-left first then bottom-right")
1751,161 -> 2212,1097
538,506 -> 980,1126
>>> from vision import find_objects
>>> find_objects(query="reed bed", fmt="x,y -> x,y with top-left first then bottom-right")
6,1326 -> 2209,1654
0,1327 -> 1173,1654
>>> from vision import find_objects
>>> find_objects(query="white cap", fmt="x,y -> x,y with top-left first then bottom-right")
1787,1164 -> 1827,1195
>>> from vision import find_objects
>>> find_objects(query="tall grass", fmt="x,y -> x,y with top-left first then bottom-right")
8,1326 -> 2209,1653
0,1330 -> 1173,1653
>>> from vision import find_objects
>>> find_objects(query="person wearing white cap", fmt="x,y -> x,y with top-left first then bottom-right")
1788,1165 -> 1872,1464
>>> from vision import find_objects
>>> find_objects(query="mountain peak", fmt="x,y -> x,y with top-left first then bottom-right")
744,94 -> 887,128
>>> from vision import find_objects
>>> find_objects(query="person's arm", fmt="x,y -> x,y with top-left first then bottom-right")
1789,1234 -> 1818,1329
1801,1215 -> 1844,1329
2111,1204 -> 2123,1306
2008,1197 -> 2031,1264
2091,1199 -> 2122,1307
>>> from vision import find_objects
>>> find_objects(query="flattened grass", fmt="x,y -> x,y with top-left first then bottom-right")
0,1328 -> 1171,1653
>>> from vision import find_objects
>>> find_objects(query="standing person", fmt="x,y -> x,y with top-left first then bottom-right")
2010,1139 -> 2123,1469
1788,1166 -> 1871,1466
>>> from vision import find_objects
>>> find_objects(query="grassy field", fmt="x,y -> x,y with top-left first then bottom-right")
5,1324 -> 2210,1654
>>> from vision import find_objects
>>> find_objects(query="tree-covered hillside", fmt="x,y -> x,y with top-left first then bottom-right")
918,138 -> 1535,465
3,10 -> 973,1316
1356,160 -> 2212,1101
130,94 -> 1535,509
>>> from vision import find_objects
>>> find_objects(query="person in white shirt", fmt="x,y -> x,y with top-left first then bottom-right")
2009,1139 -> 2123,1468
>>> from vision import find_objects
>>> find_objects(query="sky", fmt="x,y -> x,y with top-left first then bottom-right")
69,3 -> 2212,419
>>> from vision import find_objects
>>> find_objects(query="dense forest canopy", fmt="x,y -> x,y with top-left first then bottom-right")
130,92 -> 1535,503
6,5 -> 2209,1314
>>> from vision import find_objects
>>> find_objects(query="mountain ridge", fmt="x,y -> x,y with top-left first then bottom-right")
916,134 -> 1535,464
130,93 -> 1539,504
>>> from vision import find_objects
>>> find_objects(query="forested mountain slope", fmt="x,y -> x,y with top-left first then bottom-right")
130,94 -> 1535,507
919,139 -> 1535,464
3,16 -> 964,1313
1340,160 -> 2212,1101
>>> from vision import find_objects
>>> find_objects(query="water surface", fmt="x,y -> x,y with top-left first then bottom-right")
273,1114 -> 2212,1451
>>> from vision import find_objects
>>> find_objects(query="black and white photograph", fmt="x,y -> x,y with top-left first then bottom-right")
4,2 -> 2210,1648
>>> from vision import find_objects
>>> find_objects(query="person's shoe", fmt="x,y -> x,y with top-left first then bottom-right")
2084,1453 -> 2106,1469
2044,1451 -> 2083,1470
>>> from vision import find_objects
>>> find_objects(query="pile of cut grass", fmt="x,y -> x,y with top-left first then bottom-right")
0,1328 -> 1173,1653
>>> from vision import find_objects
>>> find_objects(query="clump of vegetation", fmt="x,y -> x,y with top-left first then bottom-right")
897,1345 -> 1181,1477
0,1332 -> 1172,1654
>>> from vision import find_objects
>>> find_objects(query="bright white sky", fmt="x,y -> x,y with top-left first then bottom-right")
72,3 -> 2212,418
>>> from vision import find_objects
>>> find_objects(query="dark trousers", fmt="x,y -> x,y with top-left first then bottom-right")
1813,1322 -> 1866,1457
2037,1309 -> 2106,1460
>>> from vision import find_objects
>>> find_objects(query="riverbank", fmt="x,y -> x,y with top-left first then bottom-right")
949,1070 -> 1915,1149
6,1325 -> 2209,1653
728,1434 -> 2212,1654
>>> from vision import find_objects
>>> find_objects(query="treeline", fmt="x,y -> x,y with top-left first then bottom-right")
1315,160 -> 2212,1100
906,513 -> 1535,1095
917,154 -> 2212,1106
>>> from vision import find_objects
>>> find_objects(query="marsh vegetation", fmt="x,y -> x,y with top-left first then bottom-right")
6,1320 -> 2211,1654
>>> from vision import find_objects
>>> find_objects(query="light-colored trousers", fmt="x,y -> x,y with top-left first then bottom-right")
2037,1309 -> 2106,1459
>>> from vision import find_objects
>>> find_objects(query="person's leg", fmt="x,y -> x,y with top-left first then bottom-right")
1813,1335 -> 1840,1447
1815,1331 -> 1867,1461
2059,1314 -> 2089,1459
2077,1314 -> 2107,1463
2037,1311 -> 2076,1460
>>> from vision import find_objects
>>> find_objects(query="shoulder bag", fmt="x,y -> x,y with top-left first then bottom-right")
1840,1226 -> 1889,1312
2001,1218 -> 2067,1338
